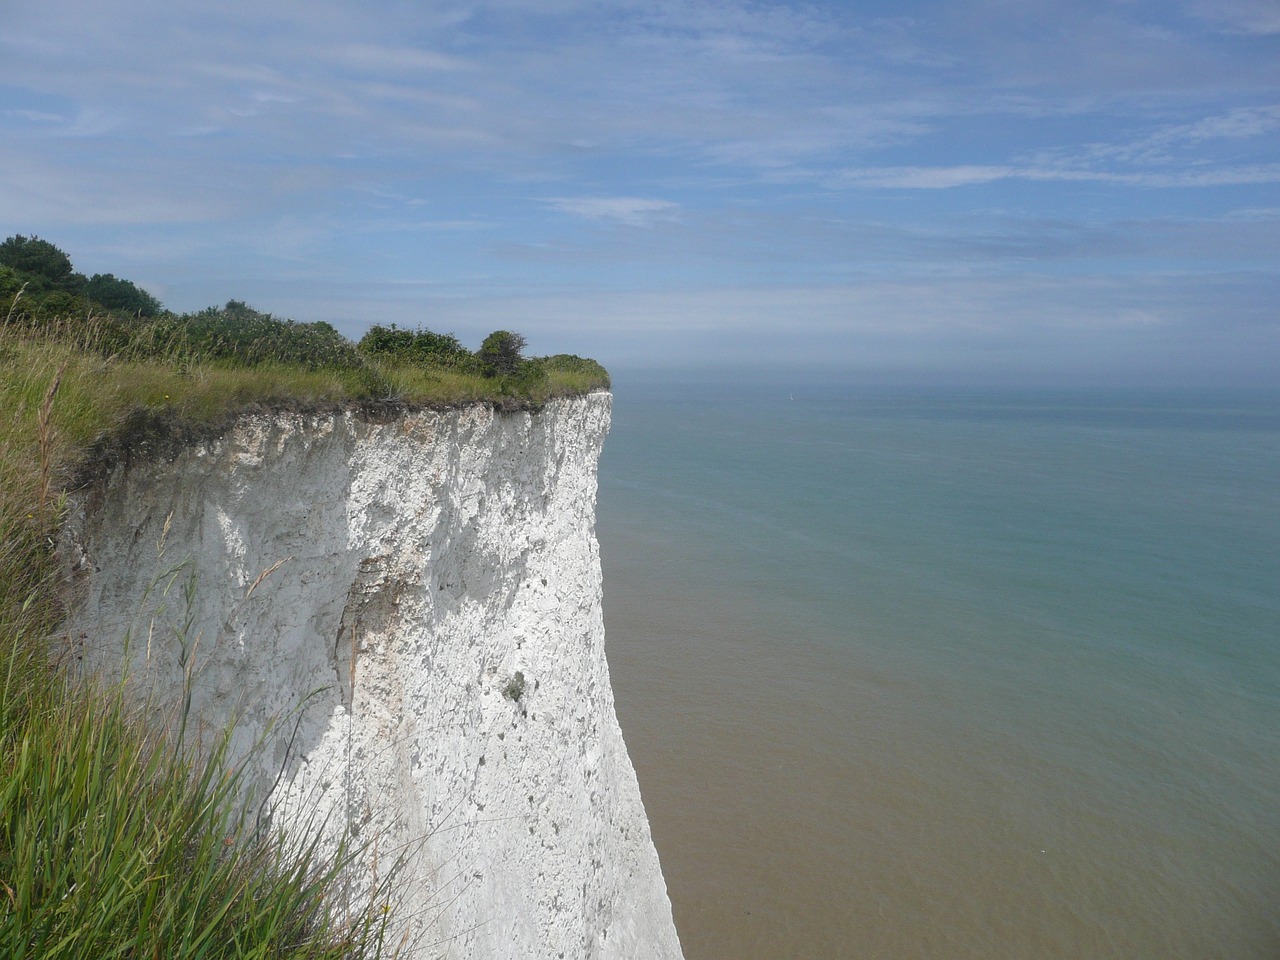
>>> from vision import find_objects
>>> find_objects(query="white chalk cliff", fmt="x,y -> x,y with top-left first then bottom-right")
60,392 -> 683,960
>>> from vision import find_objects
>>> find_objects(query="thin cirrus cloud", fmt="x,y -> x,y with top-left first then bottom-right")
1190,0 -> 1280,35
545,198 -> 681,227
832,103 -> 1280,189
0,0 -> 1277,383
834,163 -> 1280,190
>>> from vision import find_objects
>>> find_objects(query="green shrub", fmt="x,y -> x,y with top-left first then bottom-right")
84,273 -> 163,318
136,302 -> 366,370
357,324 -> 472,368
542,354 -> 610,391
477,330 -> 526,378
0,265 -> 24,306
0,235 -> 83,294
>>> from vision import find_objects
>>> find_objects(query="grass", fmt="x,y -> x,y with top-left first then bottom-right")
0,311 -> 609,957
376,354 -> 611,408
0,646 -> 391,960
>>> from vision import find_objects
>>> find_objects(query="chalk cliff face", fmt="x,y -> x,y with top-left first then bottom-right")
61,393 -> 683,960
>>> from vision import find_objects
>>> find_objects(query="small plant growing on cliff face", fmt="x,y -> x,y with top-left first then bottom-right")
503,670 -> 526,702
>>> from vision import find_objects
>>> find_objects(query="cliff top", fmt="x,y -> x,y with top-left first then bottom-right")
1,232 -> 609,411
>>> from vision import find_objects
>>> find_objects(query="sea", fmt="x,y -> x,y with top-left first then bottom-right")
596,373 -> 1280,960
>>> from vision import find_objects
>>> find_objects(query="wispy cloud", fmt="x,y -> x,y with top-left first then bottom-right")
834,163 -> 1280,190
1190,0 -> 1280,36
2,108 -> 67,124
1062,105 -> 1280,166
545,197 -> 681,226
833,104 -> 1280,191
331,43 -> 474,74
832,166 -> 1014,190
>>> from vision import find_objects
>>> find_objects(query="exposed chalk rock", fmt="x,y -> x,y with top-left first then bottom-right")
60,392 -> 683,960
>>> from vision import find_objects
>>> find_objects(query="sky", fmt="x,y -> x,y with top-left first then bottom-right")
2,0 -> 1278,385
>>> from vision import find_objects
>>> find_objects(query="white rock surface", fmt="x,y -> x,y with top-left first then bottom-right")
60,393 -> 683,960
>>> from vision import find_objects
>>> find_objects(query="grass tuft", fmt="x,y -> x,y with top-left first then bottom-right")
0,652 -> 393,960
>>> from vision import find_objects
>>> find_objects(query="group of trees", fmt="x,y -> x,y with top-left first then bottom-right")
1,234 -> 162,321
0,233 -> 541,380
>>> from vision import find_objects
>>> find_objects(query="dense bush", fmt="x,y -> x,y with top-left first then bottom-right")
0,265 -> 23,304
357,323 -> 472,368
84,273 -> 163,317
143,301 -> 366,370
0,235 -> 82,294
477,330 -> 527,377
542,353 -> 611,388
0,235 -> 159,327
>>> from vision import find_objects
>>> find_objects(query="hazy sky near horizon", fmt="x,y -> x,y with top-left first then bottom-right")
2,0 -> 1277,384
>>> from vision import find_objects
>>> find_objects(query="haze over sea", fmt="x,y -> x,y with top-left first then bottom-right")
598,373 -> 1280,960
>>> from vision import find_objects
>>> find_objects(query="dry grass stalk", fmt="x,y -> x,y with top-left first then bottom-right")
36,361 -> 66,527
2,281 -> 27,327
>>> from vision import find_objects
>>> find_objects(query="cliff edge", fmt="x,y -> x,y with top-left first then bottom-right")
60,392 -> 683,960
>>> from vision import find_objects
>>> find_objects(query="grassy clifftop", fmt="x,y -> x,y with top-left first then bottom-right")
1,234 -> 608,413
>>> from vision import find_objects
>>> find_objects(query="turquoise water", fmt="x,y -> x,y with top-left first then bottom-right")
598,378 -> 1280,960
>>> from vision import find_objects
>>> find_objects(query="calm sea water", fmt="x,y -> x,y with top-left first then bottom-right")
597,376 -> 1280,960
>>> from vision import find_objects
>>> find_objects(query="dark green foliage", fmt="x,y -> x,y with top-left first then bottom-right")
84,273 -> 163,317
31,290 -> 89,321
358,323 -> 471,367
0,265 -> 24,304
477,330 -> 527,377
542,354 -> 611,389
0,235 -> 82,294
0,236 -> 146,327
142,301 -> 365,370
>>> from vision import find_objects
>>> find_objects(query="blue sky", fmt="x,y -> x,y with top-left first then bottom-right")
2,0 -> 1277,384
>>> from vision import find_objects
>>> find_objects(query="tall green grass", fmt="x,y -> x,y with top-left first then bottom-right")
0,642 -> 393,959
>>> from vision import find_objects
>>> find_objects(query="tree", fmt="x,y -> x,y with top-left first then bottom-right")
85,273 -> 163,317
0,235 -> 81,293
477,330 -> 527,377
